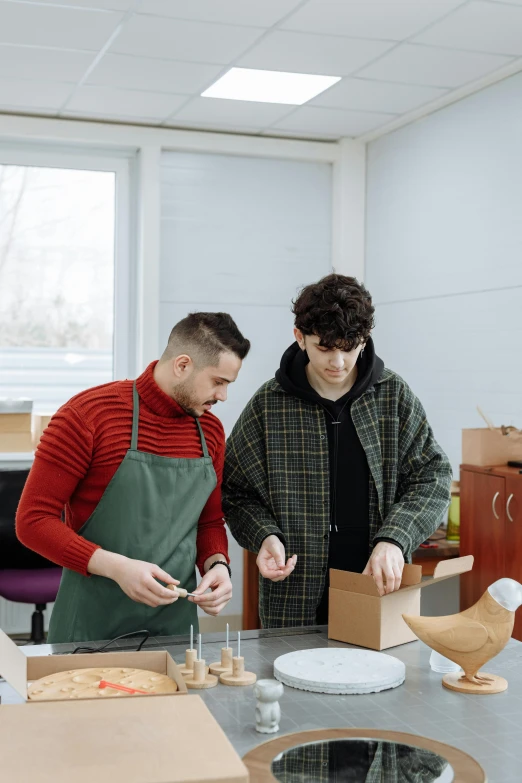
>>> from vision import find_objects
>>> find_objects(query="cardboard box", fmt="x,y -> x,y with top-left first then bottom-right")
0,693 -> 249,783
0,413 -> 32,433
328,555 -> 473,651
0,629 -> 187,703
462,427 -> 522,466
0,431 -> 34,452
32,413 -> 53,449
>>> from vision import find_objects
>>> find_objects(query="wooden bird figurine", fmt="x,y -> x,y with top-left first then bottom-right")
403,578 -> 522,694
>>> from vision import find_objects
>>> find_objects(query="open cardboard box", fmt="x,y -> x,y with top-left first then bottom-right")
0,629 -> 187,702
328,555 -> 473,650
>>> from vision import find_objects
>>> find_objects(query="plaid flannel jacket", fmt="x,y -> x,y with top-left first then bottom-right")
223,368 -> 452,628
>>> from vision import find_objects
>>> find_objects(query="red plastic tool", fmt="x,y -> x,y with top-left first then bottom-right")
98,679 -> 149,695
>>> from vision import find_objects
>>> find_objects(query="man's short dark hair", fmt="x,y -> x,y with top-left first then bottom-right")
292,274 -> 375,352
161,312 -> 250,366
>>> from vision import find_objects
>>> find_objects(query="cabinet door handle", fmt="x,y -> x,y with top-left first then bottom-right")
492,491 -> 500,520
506,493 -> 514,523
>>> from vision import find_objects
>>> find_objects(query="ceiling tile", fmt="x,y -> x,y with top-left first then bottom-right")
270,105 -> 395,137
9,0 -> 134,8
357,44 -> 511,87
282,0 -> 466,41
414,1 -> 522,56
110,14 -> 262,63
310,77 -> 447,113
88,53 -> 222,94
0,76 -> 71,109
0,44 -> 94,83
65,84 -> 187,120
172,96 -> 294,129
141,0 -> 303,27
0,1 -> 124,50
238,31 -> 394,76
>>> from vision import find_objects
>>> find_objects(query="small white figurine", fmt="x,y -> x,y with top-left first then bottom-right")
254,678 -> 284,734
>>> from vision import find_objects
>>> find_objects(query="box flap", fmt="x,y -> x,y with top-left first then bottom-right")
330,564 -> 422,597
398,555 -> 474,593
330,569 -> 381,597
399,564 -> 423,586
0,694 -> 249,782
0,629 -> 27,700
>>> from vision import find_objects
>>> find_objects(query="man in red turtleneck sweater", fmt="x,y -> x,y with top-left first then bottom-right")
16,312 -> 250,642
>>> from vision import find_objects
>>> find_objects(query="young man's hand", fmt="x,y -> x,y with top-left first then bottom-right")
189,560 -> 232,616
88,549 -> 181,607
257,534 -> 297,582
362,541 -> 404,596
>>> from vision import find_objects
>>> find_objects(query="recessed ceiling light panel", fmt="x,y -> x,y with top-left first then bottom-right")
202,67 -> 341,105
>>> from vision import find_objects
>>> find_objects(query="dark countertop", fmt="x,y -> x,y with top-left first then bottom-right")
1,626 -> 521,783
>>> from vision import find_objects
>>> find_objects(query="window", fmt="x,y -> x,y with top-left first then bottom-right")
0,148 -> 132,415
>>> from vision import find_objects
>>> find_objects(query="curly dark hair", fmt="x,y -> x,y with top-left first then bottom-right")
292,274 -> 375,351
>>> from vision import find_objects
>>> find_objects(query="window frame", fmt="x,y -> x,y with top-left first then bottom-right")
0,142 -> 135,381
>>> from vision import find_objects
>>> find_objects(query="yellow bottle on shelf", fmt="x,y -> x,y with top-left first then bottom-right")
447,481 -> 460,541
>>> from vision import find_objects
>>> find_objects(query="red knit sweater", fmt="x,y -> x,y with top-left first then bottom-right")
16,361 -> 229,577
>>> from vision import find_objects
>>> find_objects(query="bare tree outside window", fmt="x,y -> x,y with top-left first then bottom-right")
0,164 -> 115,412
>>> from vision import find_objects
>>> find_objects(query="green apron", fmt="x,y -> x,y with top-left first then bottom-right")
47,383 -> 217,644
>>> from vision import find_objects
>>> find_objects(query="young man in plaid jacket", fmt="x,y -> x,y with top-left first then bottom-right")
223,274 -> 452,628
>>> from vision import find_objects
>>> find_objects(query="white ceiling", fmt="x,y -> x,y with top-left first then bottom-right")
1,0 -> 522,140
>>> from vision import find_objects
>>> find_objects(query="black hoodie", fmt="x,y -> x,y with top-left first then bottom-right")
275,338 -> 386,623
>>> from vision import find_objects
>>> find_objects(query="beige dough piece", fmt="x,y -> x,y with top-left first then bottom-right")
28,667 -> 177,701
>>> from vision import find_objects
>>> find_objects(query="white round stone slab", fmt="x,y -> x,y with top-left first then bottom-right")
273,648 -> 405,695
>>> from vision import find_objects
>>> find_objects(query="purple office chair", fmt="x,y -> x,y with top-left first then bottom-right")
0,470 -> 62,644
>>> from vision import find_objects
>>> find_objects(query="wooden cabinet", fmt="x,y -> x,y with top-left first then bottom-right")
460,465 -> 522,641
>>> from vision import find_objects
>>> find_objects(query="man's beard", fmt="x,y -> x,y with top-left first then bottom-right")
174,379 -> 214,418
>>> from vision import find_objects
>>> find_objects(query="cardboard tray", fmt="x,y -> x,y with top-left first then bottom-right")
0,629 -> 187,702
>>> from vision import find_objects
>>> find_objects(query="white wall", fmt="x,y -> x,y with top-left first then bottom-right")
159,150 -> 333,621
366,71 -> 522,474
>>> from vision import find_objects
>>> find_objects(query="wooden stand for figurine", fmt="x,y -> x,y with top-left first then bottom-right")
178,625 -> 209,678
185,659 -> 218,690
442,672 -> 508,694
209,623 -> 233,676
220,657 -> 256,687
210,647 -> 233,677
184,633 -> 217,690
219,632 -> 256,687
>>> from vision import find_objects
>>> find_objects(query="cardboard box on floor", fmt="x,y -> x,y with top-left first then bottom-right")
328,555 -> 473,651
0,628 -> 187,702
0,693 -> 249,783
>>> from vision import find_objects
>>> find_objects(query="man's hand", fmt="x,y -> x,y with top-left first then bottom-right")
189,563 -> 232,617
362,541 -> 404,596
88,549 -> 180,607
257,534 -> 297,582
